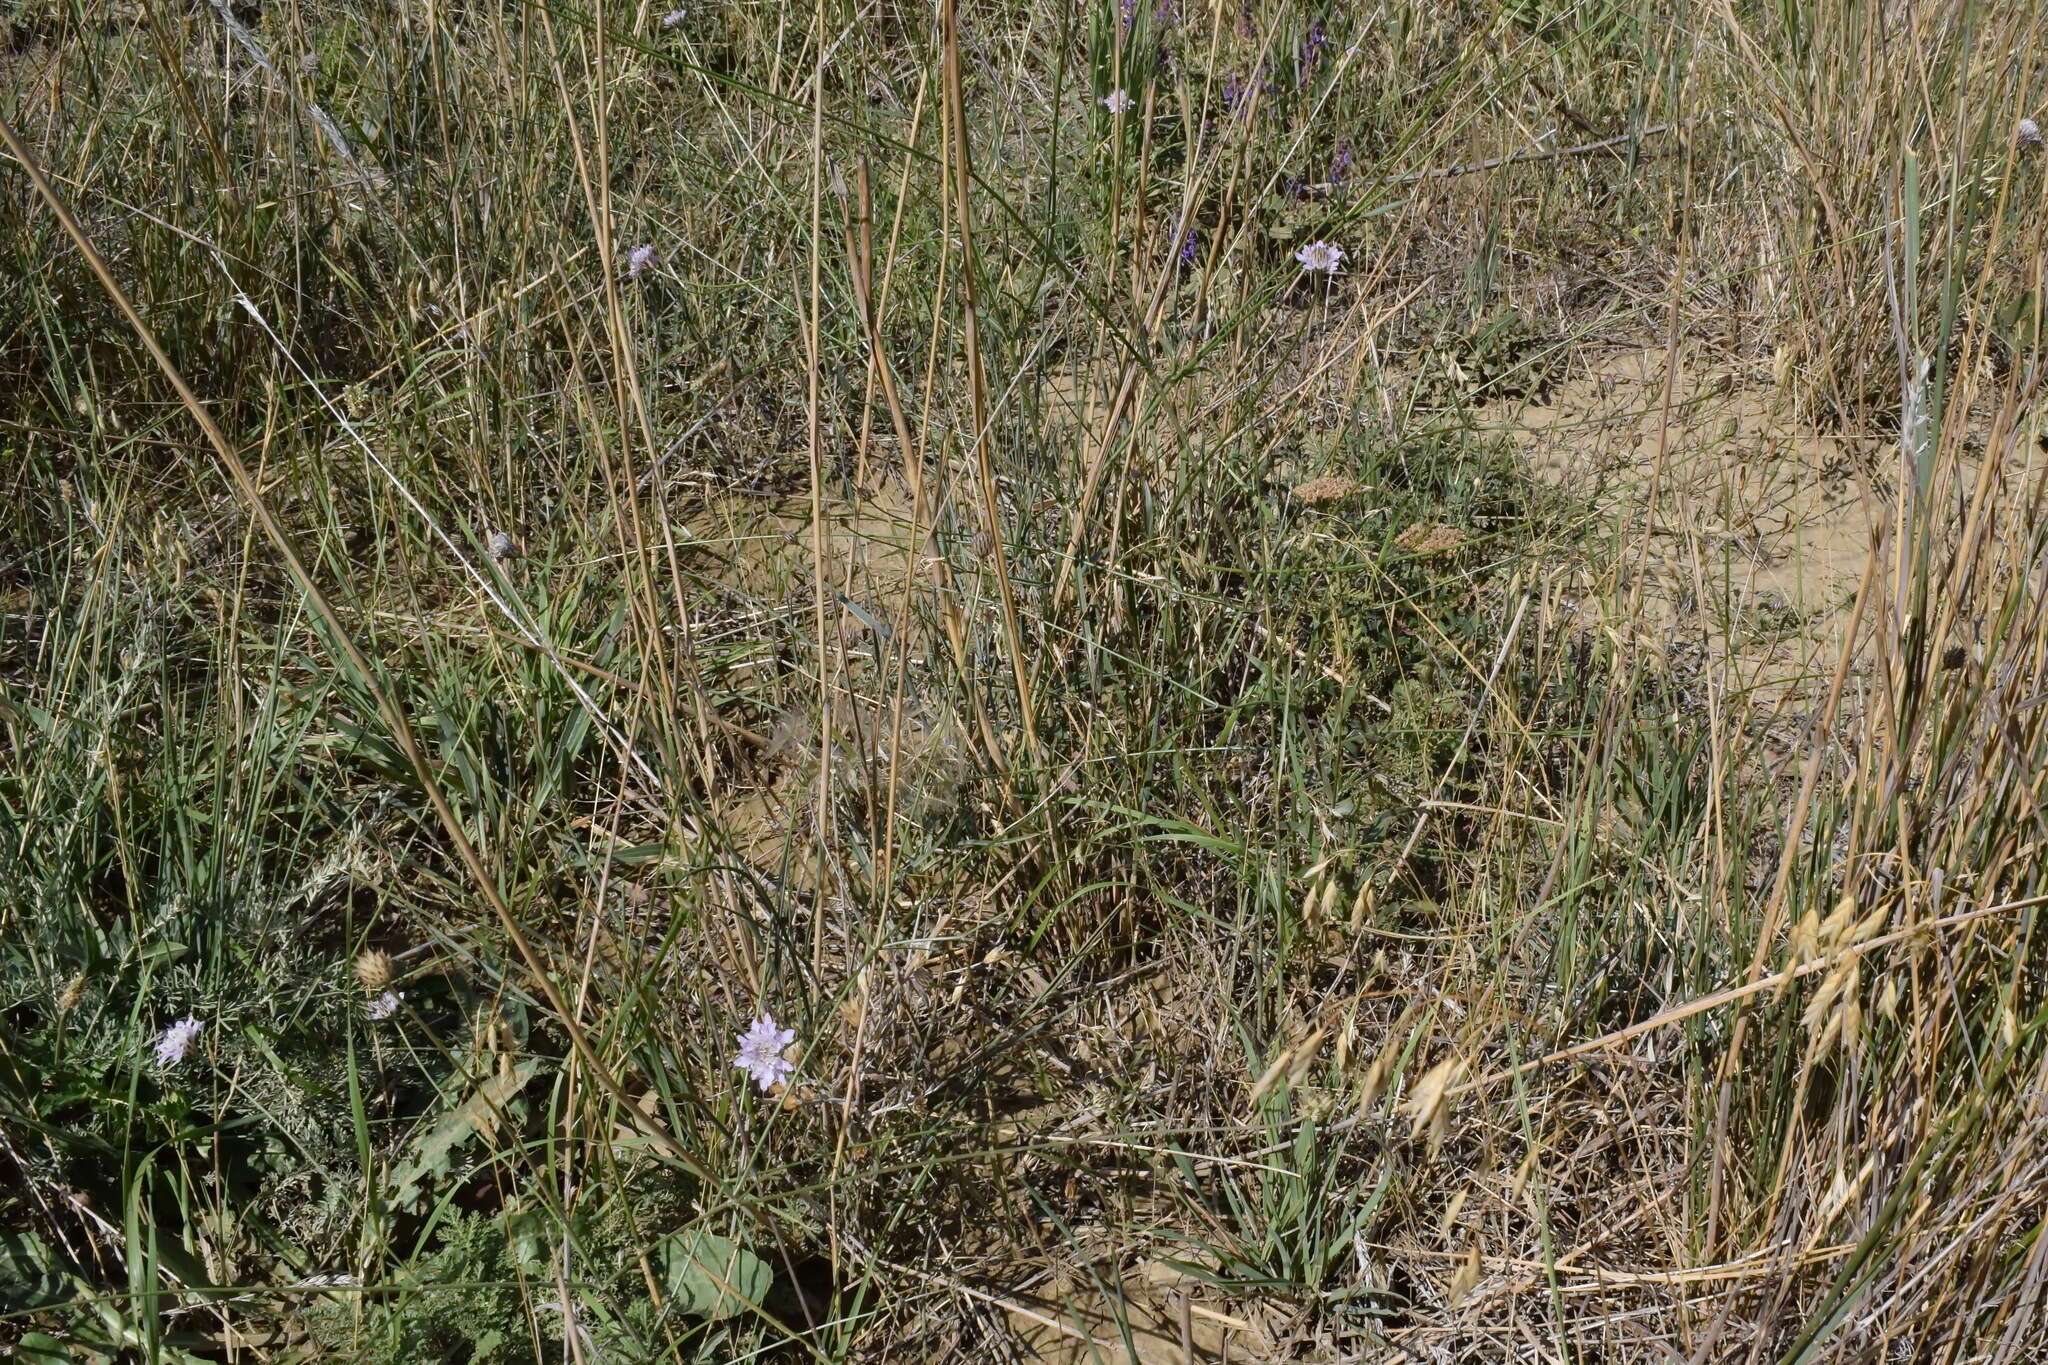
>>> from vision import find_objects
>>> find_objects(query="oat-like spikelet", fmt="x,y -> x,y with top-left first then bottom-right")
354,948 -> 394,994
56,971 -> 86,1014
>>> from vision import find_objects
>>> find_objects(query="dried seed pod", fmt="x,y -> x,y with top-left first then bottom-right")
487,530 -> 520,562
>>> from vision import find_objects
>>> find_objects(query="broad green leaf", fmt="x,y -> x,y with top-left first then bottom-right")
655,1230 -> 771,1321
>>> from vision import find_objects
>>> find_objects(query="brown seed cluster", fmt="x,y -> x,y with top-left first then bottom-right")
1290,475 -> 1358,505
1393,521 -> 1466,556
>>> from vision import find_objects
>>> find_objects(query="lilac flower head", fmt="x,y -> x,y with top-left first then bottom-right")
1102,88 -> 1135,115
1179,225 -> 1200,265
2021,118 -> 2043,150
1294,240 -> 1344,273
732,1012 -> 797,1093
1120,0 -> 1138,28
627,243 -> 658,278
661,7 -> 687,25
1154,0 -> 1175,24
154,1016 -> 204,1068
1223,73 -> 1245,113
367,990 -> 403,1021
1330,141 -> 1355,182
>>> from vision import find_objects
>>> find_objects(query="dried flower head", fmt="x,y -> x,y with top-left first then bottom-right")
1294,240 -> 1344,273
1291,476 -> 1358,505
487,530 -> 520,562
2020,118 -> 2043,150
154,1016 -> 204,1068
1393,521 -> 1466,556
366,990 -> 403,1021
627,243 -> 658,278
732,1012 -> 797,1093
56,971 -> 86,1015
1102,88 -> 1134,115
354,947 -> 394,992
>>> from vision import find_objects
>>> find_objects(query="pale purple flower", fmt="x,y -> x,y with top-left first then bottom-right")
1301,22 -> 1328,80
1178,224 -> 1199,265
2020,118 -> 2043,150
661,7 -> 687,25
366,990 -> 403,1021
627,243 -> 657,278
154,1016 -> 203,1068
1102,88 -> 1134,115
1330,141 -> 1355,181
1294,240 -> 1344,273
732,1013 -> 796,1093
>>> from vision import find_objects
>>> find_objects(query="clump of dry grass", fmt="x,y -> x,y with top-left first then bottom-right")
3,0 -> 2047,1360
